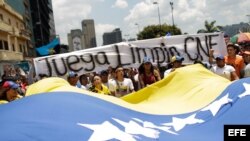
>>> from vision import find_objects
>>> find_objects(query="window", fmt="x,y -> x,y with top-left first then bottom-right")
4,41 -> 9,50
23,45 -> 26,55
16,22 -> 19,28
8,19 -> 11,24
0,40 -> 3,50
12,44 -> 15,52
0,14 -> 3,21
19,44 -> 22,52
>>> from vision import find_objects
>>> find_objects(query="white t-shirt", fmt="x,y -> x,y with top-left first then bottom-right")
81,84 -> 90,90
210,65 -> 235,80
164,69 -> 173,78
108,78 -> 134,97
243,64 -> 250,78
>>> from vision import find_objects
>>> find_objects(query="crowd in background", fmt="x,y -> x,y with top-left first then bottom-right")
1,35 -> 250,104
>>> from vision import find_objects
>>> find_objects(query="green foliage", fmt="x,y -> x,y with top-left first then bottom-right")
137,24 -> 182,40
197,20 -> 222,33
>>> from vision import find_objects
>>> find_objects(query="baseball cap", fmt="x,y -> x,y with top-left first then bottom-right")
2,81 -> 19,89
67,71 -> 78,78
215,55 -> 225,60
143,56 -> 152,63
171,55 -> 184,63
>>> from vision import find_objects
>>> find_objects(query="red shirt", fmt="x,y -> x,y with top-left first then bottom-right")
142,73 -> 156,85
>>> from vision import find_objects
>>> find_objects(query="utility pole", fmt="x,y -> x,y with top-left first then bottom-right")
247,15 -> 250,32
170,2 -> 175,34
124,34 -> 130,42
170,2 -> 175,26
135,23 -> 140,35
247,15 -> 250,23
153,1 -> 162,36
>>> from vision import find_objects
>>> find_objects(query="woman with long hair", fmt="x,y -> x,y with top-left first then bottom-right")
139,56 -> 161,89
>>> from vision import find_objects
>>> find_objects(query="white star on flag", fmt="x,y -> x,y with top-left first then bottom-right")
201,93 -> 232,116
239,83 -> 250,98
132,118 -> 143,123
78,121 -> 136,141
162,114 -> 204,132
113,118 -> 160,139
132,118 -> 177,135
143,121 -> 178,135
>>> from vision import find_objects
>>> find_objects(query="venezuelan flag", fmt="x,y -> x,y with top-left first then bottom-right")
36,38 -> 60,56
0,64 -> 250,141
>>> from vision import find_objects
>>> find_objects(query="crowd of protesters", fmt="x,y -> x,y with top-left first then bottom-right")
1,35 -> 250,104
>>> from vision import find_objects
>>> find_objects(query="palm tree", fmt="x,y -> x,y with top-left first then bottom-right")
197,20 -> 222,33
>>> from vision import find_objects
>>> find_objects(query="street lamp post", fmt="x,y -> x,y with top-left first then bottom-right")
247,15 -> 250,23
153,2 -> 161,35
247,15 -> 250,32
135,23 -> 140,34
170,2 -> 175,33
124,34 -> 130,42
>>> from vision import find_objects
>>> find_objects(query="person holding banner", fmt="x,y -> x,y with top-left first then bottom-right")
139,56 -> 161,88
209,43 -> 244,78
108,66 -> 134,97
164,55 -> 184,78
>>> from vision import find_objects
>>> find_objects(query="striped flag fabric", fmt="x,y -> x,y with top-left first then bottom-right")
0,64 -> 250,141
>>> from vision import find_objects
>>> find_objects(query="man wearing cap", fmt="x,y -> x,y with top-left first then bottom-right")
0,81 -> 22,104
210,55 -> 239,81
164,55 -> 184,78
67,71 -> 84,89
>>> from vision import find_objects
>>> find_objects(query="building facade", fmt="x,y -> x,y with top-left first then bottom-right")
48,0 -> 56,41
4,0 -> 34,57
67,29 -> 85,52
81,19 -> 97,48
0,0 -> 32,79
103,28 -> 122,45
0,0 -> 30,61
29,0 -> 56,50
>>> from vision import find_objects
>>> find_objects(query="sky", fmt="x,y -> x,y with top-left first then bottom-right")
52,0 -> 250,46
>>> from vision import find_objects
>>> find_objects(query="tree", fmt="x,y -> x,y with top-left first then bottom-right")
137,24 -> 182,40
197,20 -> 222,33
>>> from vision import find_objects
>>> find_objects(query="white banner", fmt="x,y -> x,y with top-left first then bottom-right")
33,33 -> 226,77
